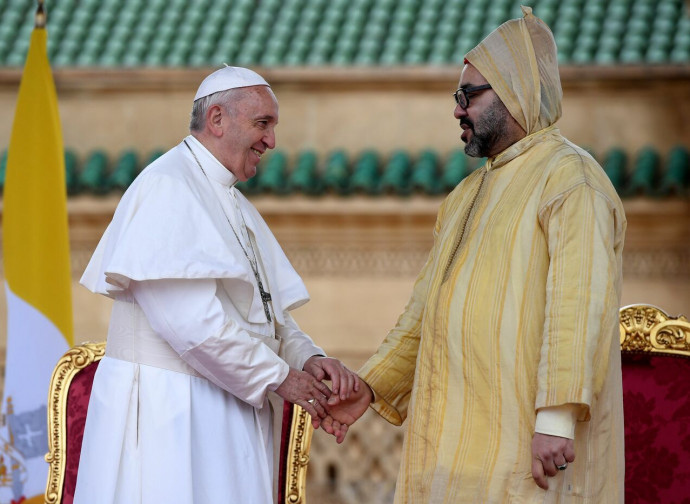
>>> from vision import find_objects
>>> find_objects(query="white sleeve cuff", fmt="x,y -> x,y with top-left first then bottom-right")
534,404 -> 579,439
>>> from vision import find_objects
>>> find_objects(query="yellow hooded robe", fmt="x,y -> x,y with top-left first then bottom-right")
360,7 -> 626,503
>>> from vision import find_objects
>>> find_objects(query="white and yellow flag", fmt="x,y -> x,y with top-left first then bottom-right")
1,5 -> 72,503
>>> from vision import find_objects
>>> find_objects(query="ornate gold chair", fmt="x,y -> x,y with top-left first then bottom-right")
278,401 -> 314,504
44,342 -> 105,504
619,304 -> 690,504
44,342 -> 314,504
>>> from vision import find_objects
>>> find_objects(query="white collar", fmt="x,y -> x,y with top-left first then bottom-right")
184,135 -> 238,188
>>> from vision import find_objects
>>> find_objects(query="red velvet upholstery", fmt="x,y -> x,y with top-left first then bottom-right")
278,400 -> 294,504
47,343 -> 310,504
622,353 -> 690,504
62,360 -> 100,504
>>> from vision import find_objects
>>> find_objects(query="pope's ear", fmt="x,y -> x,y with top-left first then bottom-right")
206,104 -> 224,137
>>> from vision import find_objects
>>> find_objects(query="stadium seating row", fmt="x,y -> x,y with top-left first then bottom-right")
0,0 -> 688,67
0,145 -> 687,197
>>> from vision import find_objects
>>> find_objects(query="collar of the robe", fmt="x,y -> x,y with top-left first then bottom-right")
484,125 -> 560,171
184,135 -> 239,188
182,136 -> 299,326
81,140 -> 310,327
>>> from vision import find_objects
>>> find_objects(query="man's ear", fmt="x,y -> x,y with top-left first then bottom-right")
206,104 -> 224,137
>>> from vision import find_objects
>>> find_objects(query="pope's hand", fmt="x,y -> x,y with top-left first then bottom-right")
303,356 -> 360,401
275,368 -> 332,429
531,432 -> 575,489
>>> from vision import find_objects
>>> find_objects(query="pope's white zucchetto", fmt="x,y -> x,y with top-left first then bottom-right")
193,66 -> 270,101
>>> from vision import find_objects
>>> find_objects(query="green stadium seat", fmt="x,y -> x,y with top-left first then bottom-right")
256,151 -> 289,195
1,1 -> 688,75
657,1 -> 681,18
410,149 -> 441,194
571,35 -> 597,63
620,48 -> 645,64
606,1 -> 630,20
442,150 -> 471,190
0,149 -> 7,190
599,34 -> 622,52
380,150 -> 412,195
628,18 -> 650,39
322,150 -> 351,194
674,32 -> 690,50
670,48 -> 690,62
583,2 -> 606,21
288,150 -> 323,196
657,146 -> 690,196
631,2 -> 655,21
379,52 -> 403,65
626,147 -> 659,196
350,150 -> 381,194
64,149 -> 80,194
579,18 -> 601,38
594,50 -> 617,65
602,148 -> 627,192
107,150 -> 139,191
79,150 -> 110,194
646,48 -> 669,63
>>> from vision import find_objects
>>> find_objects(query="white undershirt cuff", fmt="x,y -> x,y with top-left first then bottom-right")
534,404 -> 579,439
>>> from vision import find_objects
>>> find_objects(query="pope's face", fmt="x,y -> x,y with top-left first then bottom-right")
453,64 -> 511,158
219,86 -> 278,181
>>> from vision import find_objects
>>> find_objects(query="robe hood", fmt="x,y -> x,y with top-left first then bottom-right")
464,5 -> 562,135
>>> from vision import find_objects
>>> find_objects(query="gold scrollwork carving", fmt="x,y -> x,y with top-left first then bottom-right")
44,342 -> 105,504
620,304 -> 690,357
284,404 -> 314,504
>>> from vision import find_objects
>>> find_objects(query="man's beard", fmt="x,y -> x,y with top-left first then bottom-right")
461,97 -> 511,158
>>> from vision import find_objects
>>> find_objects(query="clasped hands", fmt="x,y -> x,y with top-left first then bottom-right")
275,359 -> 575,490
274,356 -> 372,443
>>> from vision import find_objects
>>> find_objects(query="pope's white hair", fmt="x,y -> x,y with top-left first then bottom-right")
189,89 -> 242,132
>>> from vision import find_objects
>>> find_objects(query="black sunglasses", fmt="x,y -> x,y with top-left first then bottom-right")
452,84 -> 493,109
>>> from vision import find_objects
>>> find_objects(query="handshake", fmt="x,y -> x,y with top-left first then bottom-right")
274,355 -> 374,443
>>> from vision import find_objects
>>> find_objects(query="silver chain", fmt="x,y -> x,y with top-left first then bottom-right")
183,140 -> 274,323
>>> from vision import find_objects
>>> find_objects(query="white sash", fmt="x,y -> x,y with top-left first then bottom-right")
105,298 -> 281,378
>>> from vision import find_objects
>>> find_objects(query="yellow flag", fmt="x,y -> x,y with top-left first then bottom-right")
1,16 -> 72,504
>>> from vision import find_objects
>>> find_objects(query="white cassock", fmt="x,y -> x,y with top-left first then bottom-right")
73,136 -> 324,504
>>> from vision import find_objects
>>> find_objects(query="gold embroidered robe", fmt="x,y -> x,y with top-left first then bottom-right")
360,127 -> 626,503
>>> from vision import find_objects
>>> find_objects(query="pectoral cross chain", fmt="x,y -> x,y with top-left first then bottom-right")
256,276 -> 272,323
183,140 -> 275,325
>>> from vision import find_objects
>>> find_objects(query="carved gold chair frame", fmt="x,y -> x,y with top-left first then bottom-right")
619,304 -> 690,356
44,341 -> 105,504
43,341 -> 314,504
283,405 -> 314,504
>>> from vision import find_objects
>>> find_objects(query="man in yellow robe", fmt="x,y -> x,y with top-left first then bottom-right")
324,7 -> 626,503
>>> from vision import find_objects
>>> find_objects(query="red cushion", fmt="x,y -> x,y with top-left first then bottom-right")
277,400 -> 293,504
622,353 -> 690,504
62,361 -> 100,504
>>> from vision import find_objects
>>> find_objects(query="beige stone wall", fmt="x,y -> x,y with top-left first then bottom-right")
0,66 -> 688,160
1,195 -> 687,363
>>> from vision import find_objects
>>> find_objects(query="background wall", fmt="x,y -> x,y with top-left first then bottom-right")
0,66 -> 689,161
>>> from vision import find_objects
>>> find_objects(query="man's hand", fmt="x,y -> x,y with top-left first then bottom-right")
274,368 -> 332,429
320,376 -> 373,443
303,356 -> 360,401
531,432 -> 575,490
